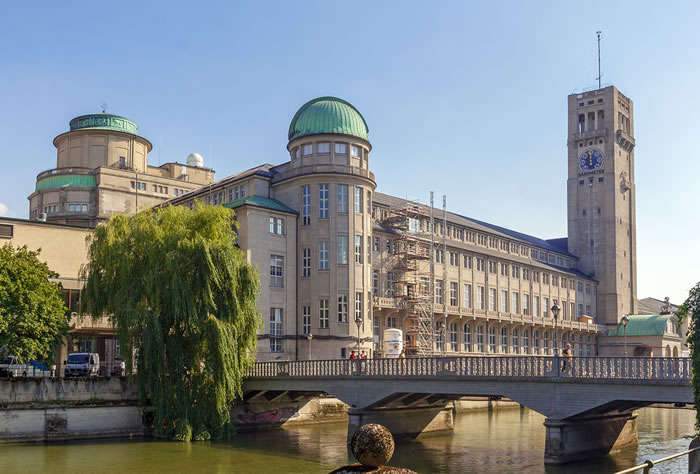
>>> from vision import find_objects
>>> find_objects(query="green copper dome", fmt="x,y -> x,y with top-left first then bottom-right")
69,113 -> 138,135
288,97 -> 369,142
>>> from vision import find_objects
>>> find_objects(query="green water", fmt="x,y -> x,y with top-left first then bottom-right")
0,407 -> 694,473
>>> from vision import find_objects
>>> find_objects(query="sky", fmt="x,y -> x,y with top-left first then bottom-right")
1,1 -> 698,304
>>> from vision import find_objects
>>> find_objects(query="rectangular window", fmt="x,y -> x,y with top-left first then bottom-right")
488,288 -> 496,311
571,302 -> 576,319
270,255 -> 284,287
501,327 -> 508,353
303,144 -> 312,155
523,269 -> 530,281
543,297 -> 549,317
277,218 -> 284,235
354,235 -> 363,263
488,261 -> 497,273
317,142 -> 330,153
449,323 -> 457,352
511,265 -> 520,279
463,255 -> 472,269
586,304 -> 591,314
434,249 -> 444,264
337,184 -> 348,213
372,270 -> 379,296
463,284 -> 472,308
240,185 -> 246,198
119,156 -> 126,168
302,306 -> 311,335
578,303 -> 584,317
269,217 -> 275,233
450,252 -> 458,266
351,145 -> 361,157
450,282 -> 457,306
578,281 -> 584,292
319,184 -> 329,218
302,248 -> 311,277
512,329 -> 519,354
489,327 -> 496,352
302,185 -> 311,226
500,290 -> 508,312
387,316 -> 397,329
338,295 -> 348,322
319,299 -> 329,328
270,308 -> 283,352
500,263 -> 508,276
523,294 -> 530,315
335,143 -> 347,155
337,236 -> 348,264
585,283 -> 591,294
476,258 -> 484,272
477,286 -> 485,310
511,292 -> 519,313
533,296 -> 540,317
373,236 -> 380,252
477,326 -> 485,352
463,324 -> 471,352
319,242 -> 329,270
354,187 -> 362,213
435,279 -> 444,305
355,292 -> 363,321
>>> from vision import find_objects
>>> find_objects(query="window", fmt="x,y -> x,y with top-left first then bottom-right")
319,299 -> 329,328
119,156 -> 126,168
511,265 -> 520,279
319,184 -> 329,218
533,271 -> 540,283
523,329 -> 529,353
270,217 -> 285,235
500,263 -> 508,276
488,288 -> 496,311
338,295 -> 348,322
523,269 -> 530,281
336,236 -> 349,264
488,326 -> 496,352
543,298 -> 549,317
450,282 -> 458,306
335,143 -> 347,155
351,145 -> 361,157
534,331 -> 540,354
552,275 -> 558,286
387,316 -> 397,328
354,187 -> 362,213
302,248 -> 311,277
318,241 -> 329,270
488,261 -> 497,273
355,235 -> 363,263
511,292 -> 519,313
464,255 -> 472,269
439,322 -> 453,352
269,217 -> 275,233
500,290 -> 508,312
436,322 -> 444,352
302,306 -> 311,335
270,255 -> 284,287
577,281 -> 584,292
463,284 -> 472,308
435,249 -> 444,264
302,185 -> 311,225
476,326 -> 485,352
585,283 -> 591,294
337,184 -> 348,213
477,286 -> 485,310
571,302 -> 576,318
534,296 -> 540,317
512,328 -> 519,354
373,237 -> 380,252
476,258 -> 484,272
270,308 -> 283,352
543,331 -> 550,354
355,292 -> 363,321
372,270 -> 379,296
303,144 -> 312,155
543,273 -> 550,285
435,280 -> 444,305
586,304 -> 591,315
523,294 -> 530,315
461,324 -> 471,352
385,239 -> 391,253
450,252 -> 459,266
578,303 -> 584,317
318,143 -> 330,153
501,327 -> 508,353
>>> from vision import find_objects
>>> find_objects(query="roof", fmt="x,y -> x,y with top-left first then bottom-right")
606,314 -> 675,337
223,195 -> 297,214
638,297 -> 679,315
36,174 -> 96,191
69,113 -> 138,135
288,97 -> 369,142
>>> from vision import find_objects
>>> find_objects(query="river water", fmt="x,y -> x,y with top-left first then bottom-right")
0,407 -> 694,473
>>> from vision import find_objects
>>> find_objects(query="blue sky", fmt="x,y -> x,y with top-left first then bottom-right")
1,1 -> 698,304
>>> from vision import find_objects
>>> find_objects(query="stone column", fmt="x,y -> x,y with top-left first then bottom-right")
544,411 -> 637,464
347,405 -> 454,442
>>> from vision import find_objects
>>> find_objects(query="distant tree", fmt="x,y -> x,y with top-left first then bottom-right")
0,244 -> 68,362
82,204 -> 261,441
680,281 -> 700,431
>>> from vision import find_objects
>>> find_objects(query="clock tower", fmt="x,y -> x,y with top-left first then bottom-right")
567,86 -> 637,326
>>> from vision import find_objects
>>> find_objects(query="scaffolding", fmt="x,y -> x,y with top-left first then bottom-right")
381,199 -> 435,356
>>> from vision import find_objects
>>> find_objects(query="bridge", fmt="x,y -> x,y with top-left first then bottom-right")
244,356 -> 693,464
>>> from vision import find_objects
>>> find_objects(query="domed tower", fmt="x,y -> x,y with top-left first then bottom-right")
272,97 -> 376,360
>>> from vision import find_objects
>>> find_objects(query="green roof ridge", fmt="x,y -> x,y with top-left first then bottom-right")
69,113 -> 138,135
36,174 -> 97,191
605,314 -> 675,337
223,195 -> 296,214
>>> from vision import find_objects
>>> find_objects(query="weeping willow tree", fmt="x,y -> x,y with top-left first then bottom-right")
82,204 -> 261,441
680,281 -> 700,432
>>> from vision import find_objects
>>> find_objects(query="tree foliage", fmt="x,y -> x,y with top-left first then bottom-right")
680,281 -> 700,431
0,243 -> 68,362
82,204 -> 261,441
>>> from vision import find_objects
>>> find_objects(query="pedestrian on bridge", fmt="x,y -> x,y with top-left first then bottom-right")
561,344 -> 572,373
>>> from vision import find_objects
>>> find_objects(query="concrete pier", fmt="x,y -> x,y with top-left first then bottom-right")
544,412 -> 638,464
347,405 -> 454,441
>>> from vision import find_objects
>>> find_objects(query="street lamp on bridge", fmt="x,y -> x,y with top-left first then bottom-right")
621,315 -> 629,356
355,315 -> 363,354
305,333 -> 313,360
551,304 -> 561,355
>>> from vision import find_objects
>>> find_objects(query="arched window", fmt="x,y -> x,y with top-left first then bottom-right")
476,326 -> 485,352
543,331 -> 550,354
463,324 -> 471,352
500,327 -> 508,353
488,326 -> 497,353
534,331 -> 540,355
512,328 -> 519,354
449,322 -> 458,352
523,329 -> 529,353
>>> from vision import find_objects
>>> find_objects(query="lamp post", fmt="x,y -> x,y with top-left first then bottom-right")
621,315 -> 629,357
305,333 -> 313,360
551,304 -> 561,356
355,315 -> 363,354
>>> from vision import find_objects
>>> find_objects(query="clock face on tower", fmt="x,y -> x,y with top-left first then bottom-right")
579,147 -> 604,171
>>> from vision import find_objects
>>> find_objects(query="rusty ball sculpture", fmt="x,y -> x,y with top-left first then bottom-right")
350,424 -> 395,468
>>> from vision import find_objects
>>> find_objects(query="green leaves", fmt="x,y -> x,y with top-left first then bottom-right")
682,281 -> 700,432
0,244 -> 68,362
82,203 -> 261,441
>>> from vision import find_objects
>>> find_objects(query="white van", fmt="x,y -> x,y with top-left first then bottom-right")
64,352 -> 100,377
0,355 -> 51,378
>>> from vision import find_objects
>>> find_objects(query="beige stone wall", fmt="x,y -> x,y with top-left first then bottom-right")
54,130 -> 151,172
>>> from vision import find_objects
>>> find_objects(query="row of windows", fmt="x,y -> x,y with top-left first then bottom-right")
293,142 -> 364,159
297,235 -> 371,278
302,184 -> 370,225
42,203 -> 89,214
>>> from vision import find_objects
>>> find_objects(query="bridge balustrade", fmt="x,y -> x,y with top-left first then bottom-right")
247,356 -> 691,383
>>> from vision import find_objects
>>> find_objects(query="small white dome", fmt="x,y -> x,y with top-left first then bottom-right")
186,152 -> 204,168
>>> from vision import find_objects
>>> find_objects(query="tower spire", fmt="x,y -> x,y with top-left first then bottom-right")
596,31 -> 602,89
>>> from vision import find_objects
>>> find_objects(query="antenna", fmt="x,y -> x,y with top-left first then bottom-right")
596,31 -> 602,89
101,102 -> 108,113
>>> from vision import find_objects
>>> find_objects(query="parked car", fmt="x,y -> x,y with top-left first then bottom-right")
64,352 -> 100,377
0,355 -> 51,378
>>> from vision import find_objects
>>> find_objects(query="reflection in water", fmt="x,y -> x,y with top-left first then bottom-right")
0,407 -> 694,474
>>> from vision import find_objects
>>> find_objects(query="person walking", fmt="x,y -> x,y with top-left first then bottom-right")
561,343 -> 572,373
350,351 -> 357,359
360,350 -> 367,359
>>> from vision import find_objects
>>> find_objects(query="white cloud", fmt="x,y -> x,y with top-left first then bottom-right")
0,203 -> 7,217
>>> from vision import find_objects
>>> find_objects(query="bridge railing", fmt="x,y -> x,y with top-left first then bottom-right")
247,356 -> 691,383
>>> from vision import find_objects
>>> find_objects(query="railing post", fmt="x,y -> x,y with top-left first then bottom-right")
555,354 -> 560,377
